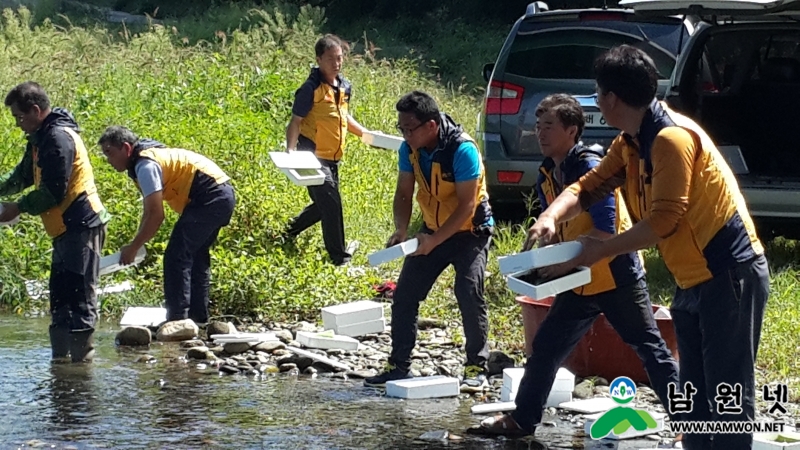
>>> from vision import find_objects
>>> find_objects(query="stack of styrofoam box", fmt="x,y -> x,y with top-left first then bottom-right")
321,300 -> 386,337
501,367 -> 574,407
385,376 -> 460,399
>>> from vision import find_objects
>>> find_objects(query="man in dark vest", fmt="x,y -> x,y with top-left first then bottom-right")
0,81 -> 109,363
99,125 -> 235,326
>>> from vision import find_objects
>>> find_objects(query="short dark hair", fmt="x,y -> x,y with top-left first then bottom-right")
395,91 -> 441,125
535,94 -> 585,143
594,45 -> 658,109
4,81 -> 50,113
315,34 -> 344,58
97,125 -> 139,148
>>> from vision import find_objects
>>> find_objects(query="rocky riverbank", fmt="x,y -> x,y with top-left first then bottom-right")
115,317 -> 799,448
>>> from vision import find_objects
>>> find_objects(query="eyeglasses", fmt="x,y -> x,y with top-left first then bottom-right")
396,121 -> 426,136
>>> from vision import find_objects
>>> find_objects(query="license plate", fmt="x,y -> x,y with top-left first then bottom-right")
584,112 -> 609,128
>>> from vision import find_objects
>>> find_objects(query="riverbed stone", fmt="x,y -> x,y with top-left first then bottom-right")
156,319 -> 199,342
276,354 -> 313,371
252,341 -> 285,353
574,379 -> 595,399
275,329 -> 294,343
186,346 -> 210,360
116,326 -> 151,346
279,363 -> 298,372
180,339 -> 205,348
207,321 -> 237,337
487,350 -> 515,376
223,342 -> 251,355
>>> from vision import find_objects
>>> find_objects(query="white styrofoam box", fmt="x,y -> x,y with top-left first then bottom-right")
584,411 -> 664,440
502,367 -> 574,393
361,131 -> 404,151
498,241 -> 583,275
503,368 -> 525,393
321,300 -> 385,329
653,306 -> 672,320
368,238 -> 419,266
500,385 -> 572,407
295,330 -> 360,351
285,345 -> 352,371
333,318 -> 387,337
471,401 -> 517,415
100,247 -> 147,276
506,266 -> 591,301
385,376 -> 460,399
558,397 -> 619,414
280,168 -> 325,186
545,389 -> 572,408
120,306 -> 166,328
269,150 -> 321,169
754,431 -> 800,450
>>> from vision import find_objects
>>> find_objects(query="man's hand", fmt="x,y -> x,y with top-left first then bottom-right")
523,216 -> 557,251
411,233 -> 437,256
119,244 -> 140,266
386,229 -> 407,248
0,202 -> 20,222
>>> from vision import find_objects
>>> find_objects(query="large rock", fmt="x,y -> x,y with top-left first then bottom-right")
156,319 -> 199,342
275,329 -> 294,343
574,379 -> 595,399
252,341 -> 285,353
223,342 -> 251,355
116,326 -> 151,346
207,321 -> 237,337
276,354 -> 314,371
187,346 -> 210,360
487,350 -> 515,376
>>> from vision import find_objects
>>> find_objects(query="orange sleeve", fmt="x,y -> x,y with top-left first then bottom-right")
566,136 -> 627,209
645,127 -> 697,238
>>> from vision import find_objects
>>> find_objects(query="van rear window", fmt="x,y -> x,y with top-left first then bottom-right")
506,23 -> 682,80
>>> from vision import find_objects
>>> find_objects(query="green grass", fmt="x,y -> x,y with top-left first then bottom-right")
0,3 -> 797,402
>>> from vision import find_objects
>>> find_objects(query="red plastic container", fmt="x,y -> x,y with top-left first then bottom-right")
516,295 -> 679,384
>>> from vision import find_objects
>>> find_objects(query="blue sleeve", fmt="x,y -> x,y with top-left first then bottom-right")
452,142 -> 481,182
135,159 -> 163,198
291,81 -> 314,118
581,157 -> 616,234
398,142 -> 413,173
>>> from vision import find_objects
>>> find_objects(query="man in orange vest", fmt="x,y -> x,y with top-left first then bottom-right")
99,126 -> 235,326
0,81 -> 109,363
283,34 -> 367,266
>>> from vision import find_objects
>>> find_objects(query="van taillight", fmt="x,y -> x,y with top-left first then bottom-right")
485,80 -> 524,115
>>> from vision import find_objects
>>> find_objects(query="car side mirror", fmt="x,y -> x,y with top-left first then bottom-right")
483,63 -> 495,83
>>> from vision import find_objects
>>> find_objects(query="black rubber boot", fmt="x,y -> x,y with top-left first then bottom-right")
49,326 -> 71,362
69,329 -> 95,363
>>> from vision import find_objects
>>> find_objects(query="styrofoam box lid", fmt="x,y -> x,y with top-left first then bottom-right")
361,131 -> 404,151
388,375 -> 458,388
296,330 -> 359,343
367,238 -> 419,266
322,300 -> 384,316
498,241 -> 583,275
269,150 -> 322,169
99,246 -> 147,276
119,306 -> 166,327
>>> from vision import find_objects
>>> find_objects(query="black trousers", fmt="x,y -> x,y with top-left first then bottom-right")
164,181 -> 235,323
50,224 -> 106,332
388,230 -> 492,371
286,156 -> 350,265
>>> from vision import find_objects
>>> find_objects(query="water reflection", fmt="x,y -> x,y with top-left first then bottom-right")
0,316 -> 664,449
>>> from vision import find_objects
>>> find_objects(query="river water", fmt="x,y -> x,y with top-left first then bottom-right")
0,315 -> 669,449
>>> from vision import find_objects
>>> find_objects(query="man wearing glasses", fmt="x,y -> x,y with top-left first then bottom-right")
364,91 -> 494,389
283,34 -> 367,266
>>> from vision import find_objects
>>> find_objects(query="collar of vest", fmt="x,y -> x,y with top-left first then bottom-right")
622,99 -> 676,173
306,67 -> 349,91
127,138 -> 167,178
542,143 -> 604,172
29,107 -> 80,146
